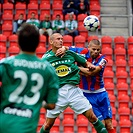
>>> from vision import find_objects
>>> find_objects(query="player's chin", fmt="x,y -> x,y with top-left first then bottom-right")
93,54 -> 98,58
58,45 -> 62,48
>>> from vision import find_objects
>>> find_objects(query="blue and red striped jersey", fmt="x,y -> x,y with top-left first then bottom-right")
69,47 -> 108,91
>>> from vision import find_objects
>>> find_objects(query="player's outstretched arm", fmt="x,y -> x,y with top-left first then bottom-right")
79,66 -> 101,76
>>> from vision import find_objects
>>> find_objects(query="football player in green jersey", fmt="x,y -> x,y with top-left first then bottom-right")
40,33 -> 108,133
0,23 -> 59,133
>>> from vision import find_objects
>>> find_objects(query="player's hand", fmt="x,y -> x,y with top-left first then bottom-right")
86,62 -> 96,71
70,2 -> 74,4
56,46 -> 66,58
88,64 -> 96,71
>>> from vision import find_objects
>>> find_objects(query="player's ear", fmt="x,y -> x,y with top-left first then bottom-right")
49,38 -> 53,44
50,40 -> 53,44
88,44 -> 90,49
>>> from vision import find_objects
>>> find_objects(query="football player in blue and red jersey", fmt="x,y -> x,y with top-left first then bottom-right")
56,39 -> 115,133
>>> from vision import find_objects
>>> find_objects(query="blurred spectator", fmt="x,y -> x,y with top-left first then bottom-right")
8,0 -> 15,3
13,13 -> 26,34
39,14 -> 53,36
52,14 -> 64,35
18,0 -> 29,4
26,12 -> 40,29
77,0 -> 89,14
63,0 -> 79,15
8,0 -> 29,4
64,14 -> 78,37
0,0 -> 4,4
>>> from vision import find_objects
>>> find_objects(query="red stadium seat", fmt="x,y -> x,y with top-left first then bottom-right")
128,47 -> 133,62
2,13 -> 13,24
15,2 -> 26,15
0,45 -> 6,59
87,35 -> 98,43
8,34 -> 18,47
90,124 -> 97,133
101,36 -> 112,48
117,94 -> 130,108
52,3 -> 63,15
102,47 -> 113,60
115,58 -> 127,71
64,14 -> 76,21
116,69 -> 128,84
127,36 -> 133,49
63,107 -> 74,119
51,118 -> 60,133
114,47 -> 126,60
105,82 -> 114,95
29,0 -> 38,4
108,94 -> 116,107
103,69 -> 114,83
27,3 -> 38,15
119,119 -> 132,133
130,79 -> 133,88
40,0 -> 50,4
129,65 -> 133,77
36,46 -> 46,58
74,35 -> 86,47
63,35 -> 73,46
90,0 -> 100,5
118,106 -> 130,121
3,2 -> 14,14
114,36 -> 126,48
89,3 -> 100,16
0,34 -> 7,47
39,107 -> 46,119
2,23 -> 13,37
78,25 -> 88,41
53,0 -> 63,4
62,118 -> 75,132
77,14 -> 87,26
47,45 -> 52,50
106,59 -> 114,71
111,106 -> 116,120
39,35 -> 47,47
116,82 -> 128,96
40,2 -> 50,15
112,119 -> 117,132
37,117 -> 45,132
8,46 -> 20,56
76,117 -> 89,132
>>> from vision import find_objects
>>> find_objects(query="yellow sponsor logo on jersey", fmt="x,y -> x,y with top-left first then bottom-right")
56,65 -> 71,77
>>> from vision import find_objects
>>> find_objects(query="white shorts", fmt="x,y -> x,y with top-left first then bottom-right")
46,84 -> 92,118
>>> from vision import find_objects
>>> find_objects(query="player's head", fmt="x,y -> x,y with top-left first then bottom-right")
88,39 -> 101,59
18,23 -> 39,53
49,33 -> 63,50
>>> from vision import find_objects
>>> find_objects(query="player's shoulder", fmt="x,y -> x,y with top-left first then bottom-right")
43,59 -> 56,74
42,50 -> 53,59
98,54 -> 107,60
66,50 -> 77,55
0,56 -> 15,64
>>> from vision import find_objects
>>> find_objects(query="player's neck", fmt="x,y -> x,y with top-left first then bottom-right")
52,47 -> 58,53
21,51 -> 36,55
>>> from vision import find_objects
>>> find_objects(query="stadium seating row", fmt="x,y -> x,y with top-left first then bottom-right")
37,107 -> 133,133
